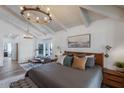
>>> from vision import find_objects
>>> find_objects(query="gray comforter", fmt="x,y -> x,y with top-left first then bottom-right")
26,63 -> 103,88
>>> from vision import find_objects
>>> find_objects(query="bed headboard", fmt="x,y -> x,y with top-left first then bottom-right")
64,51 -> 104,67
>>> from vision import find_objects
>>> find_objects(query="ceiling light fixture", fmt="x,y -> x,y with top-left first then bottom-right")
20,6 -> 52,24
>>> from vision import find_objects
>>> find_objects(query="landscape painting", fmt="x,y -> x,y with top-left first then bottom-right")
68,34 -> 91,48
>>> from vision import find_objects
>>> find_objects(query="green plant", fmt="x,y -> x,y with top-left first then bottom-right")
114,62 -> 124,68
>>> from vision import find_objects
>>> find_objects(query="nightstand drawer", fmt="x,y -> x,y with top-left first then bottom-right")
104,73 -> 124,83
103,79 -> 124,88
104,68 -> 124,78
103,68 -> 124,88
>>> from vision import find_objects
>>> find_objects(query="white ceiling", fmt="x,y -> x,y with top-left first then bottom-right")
5,5 -> 107,31
0,5 -> 124,37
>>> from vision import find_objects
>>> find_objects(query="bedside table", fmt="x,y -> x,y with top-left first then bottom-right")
103,68 -> 124,88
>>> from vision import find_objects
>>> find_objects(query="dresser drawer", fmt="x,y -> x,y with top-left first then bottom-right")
104,73 -> 124,83
103,79 -> 124,88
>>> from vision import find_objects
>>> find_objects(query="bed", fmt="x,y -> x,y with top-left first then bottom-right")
26,51 -> 104,88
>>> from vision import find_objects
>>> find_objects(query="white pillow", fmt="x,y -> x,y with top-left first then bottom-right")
85,55 -> 95,59
56,55 -> 65,65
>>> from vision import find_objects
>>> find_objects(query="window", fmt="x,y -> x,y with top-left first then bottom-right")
38,44 -> 44,55
37,42 -> 52,57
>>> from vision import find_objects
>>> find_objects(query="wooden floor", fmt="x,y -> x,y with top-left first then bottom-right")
0,58 -> 25,80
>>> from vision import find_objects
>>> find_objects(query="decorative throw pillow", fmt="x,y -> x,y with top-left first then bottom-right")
85,55 -> 95,68
72,56 -> 86,70
56,55 -> 65,65
63,55 -> 73,67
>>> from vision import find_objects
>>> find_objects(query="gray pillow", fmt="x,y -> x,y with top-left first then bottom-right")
85,55 -> 95,68
63,55 -> 73,67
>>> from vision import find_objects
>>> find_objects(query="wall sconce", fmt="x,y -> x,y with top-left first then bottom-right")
57,46 -> 62,54
105,45 -> 112,58
55,46 -> 62,58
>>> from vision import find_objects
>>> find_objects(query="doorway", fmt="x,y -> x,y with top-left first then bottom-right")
3,42 -> 18,61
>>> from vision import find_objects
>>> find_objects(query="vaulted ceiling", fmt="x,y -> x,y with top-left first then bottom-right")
0,5 -> 124,39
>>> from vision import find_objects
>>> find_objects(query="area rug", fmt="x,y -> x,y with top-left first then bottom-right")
20,63 -> 42,71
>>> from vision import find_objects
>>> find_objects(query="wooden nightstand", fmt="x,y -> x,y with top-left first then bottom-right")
103,68 -> 124,88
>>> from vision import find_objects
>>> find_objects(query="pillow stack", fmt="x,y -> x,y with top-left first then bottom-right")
56,54 -> 95,70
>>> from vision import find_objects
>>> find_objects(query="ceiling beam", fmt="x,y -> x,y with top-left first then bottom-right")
43,5 -> 68,32
29,23 -> 47,35
42,25 -> 55,34
80,7 -> 91,27
80,5 -> 124,22
27,23 -> 44,37
53,17 -> 68,32
1,6 -> 46,35
0,14 -> 38,38
50,12 -> 68,32
32,23 -> 49,35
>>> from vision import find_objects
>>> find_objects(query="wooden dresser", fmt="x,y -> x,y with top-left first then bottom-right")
103,68 -> 124,88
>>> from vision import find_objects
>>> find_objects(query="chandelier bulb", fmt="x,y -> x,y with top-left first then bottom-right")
49,14 -> 52,17
47,7 -> 50,12
27,13 -> 30,17
44,17 -> 48,21
36,17 -> 40,20
20,6 -> 24,10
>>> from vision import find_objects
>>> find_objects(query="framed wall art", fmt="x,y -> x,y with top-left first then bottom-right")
67,34 -> 91,48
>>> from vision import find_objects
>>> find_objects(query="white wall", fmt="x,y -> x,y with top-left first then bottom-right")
52,18 -> 124,69
0,39 -> 4,66
18,38 -> 35,63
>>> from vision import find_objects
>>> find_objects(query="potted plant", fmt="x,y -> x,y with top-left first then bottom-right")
114,62 -> 124,72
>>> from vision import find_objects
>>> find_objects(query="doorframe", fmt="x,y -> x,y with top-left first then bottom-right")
16,43 -> 18,61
